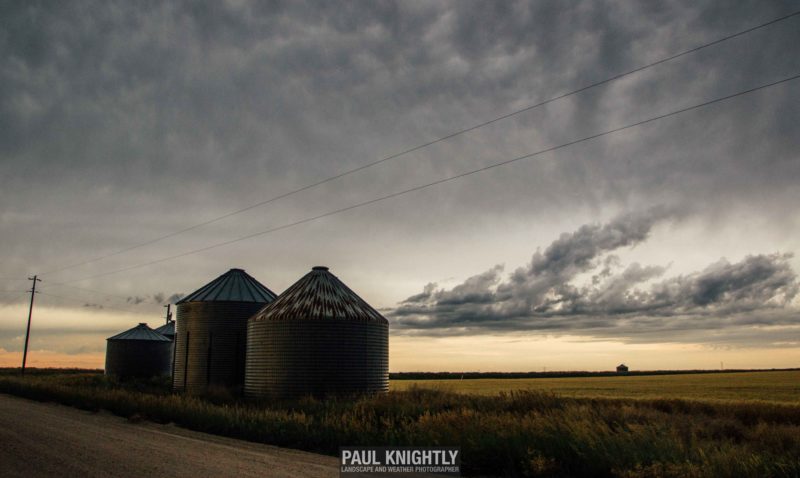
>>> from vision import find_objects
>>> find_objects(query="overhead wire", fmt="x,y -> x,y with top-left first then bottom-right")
47,73 -> 800,285
36,9 -> 800,278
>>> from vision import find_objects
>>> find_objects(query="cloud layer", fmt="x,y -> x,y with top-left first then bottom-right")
0,1 -> 798,365
392,211 -> 799,343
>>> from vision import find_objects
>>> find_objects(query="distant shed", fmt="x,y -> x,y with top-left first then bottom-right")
105,323 -> 172,379
617,364 -> 629,374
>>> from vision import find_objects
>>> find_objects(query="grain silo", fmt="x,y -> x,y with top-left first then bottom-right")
105,323 -> 172,379
245,266 -> 389,398
154,320 -> 176,376
154,320 -> 175,340
172,268 -> 276,394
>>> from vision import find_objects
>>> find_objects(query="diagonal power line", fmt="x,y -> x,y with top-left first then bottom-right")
38,9 -> 800,278
51,73 -> 800,285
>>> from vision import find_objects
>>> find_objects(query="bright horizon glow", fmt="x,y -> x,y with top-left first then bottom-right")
1,304 -> 798,372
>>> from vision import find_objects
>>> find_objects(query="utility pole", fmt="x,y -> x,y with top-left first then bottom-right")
21,275 -> 41,376
163,304 -> 172,324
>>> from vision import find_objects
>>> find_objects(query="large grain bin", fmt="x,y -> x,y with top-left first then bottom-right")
245,266 -> 389,398
173,268 -> 276,394
105,323 -> 172,379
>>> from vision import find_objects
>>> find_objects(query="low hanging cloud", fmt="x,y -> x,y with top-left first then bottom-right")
126,296 -> 146,305
125,292 -> 184,305
391,210 -> 799,344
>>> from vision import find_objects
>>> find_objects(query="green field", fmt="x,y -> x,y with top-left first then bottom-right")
390,370 -> 800,403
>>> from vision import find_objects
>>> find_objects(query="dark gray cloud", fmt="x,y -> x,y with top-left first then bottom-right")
126,296 -> 146,305
123,292 -> 182,305
392,212 -> 799,343
0,0 -> 798,330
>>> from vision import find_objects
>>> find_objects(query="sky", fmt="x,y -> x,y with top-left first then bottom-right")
1,0 -> 799,371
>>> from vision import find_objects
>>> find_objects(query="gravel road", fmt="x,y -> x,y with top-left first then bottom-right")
0,393 -> 339,477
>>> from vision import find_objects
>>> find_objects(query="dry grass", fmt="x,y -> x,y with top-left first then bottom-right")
1,369 -> 799,477
390,371 -> 800,404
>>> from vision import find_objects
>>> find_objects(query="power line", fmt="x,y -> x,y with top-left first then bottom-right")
37,9 -> 800,278
51,73 -> 800,285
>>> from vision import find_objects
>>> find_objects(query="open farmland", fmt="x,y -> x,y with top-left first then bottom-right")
2,369 -> 800,476
391,370 -> 800,403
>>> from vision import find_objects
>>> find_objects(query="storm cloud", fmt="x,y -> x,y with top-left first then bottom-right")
392,212 -> 799,342
0,1 -> 798,363
1,1 -> 799,288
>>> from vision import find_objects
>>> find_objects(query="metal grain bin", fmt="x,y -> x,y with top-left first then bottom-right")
245,266 -> 389,398
173,268 -> 276,394
105,323 -> 172,379
154,320 -> 175,340
154,320 -> 176,376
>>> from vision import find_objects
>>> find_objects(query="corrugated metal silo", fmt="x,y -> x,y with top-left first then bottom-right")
154,320 -> 176,377
245,266 -> 389,398
173,268 -> 276,394
154,320 -> 175,340
105,323 -> 172,379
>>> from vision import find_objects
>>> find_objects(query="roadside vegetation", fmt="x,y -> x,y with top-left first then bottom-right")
1,369 -> 799,477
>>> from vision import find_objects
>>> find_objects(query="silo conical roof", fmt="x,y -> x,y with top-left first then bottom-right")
251,266 -> 387,323
107,323 -> 171,342
177,268 -> 276,304
154,321 -> 175,337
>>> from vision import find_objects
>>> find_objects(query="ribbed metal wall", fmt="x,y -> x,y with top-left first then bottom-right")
105,340 -> 172,379
172,302 -> 264,394
245,319 -> 389,398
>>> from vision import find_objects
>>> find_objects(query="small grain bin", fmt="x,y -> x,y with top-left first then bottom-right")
173,268 -> 276,394
245,266 -> 389,398
154,321 -> 175,340
154,320 -> 176,376
105,323 -> 172,379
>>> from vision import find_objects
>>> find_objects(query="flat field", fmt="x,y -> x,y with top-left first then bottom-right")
2,369 -> 799,476
390,370 -> 800,403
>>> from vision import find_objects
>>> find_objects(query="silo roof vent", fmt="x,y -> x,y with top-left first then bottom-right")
107,323 -> 171,342
177,268 -> 277,304
251,266 -> 387,323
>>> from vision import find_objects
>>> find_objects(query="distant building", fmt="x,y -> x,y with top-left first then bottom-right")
616,364 -> 629,374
